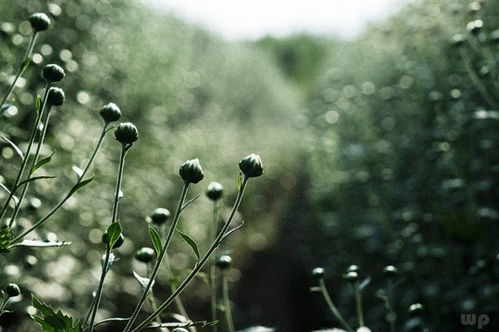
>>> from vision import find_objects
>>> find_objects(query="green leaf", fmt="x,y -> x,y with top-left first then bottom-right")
68,177 -> 94,197
31,151 -> 55,174
71,165 -> 84,178
36,95 -> 42,114
105,222 -> 122,248
0,226 -> 14,252
12,239 -> 71,248
132,271 -> 154,292
31,295 -> 84,332
176,229 -> 200,261
15,175 -> 56,190
1,134 -> 24,160
237,173 -> 243,191
0,183 -> 19,204
148,225 -> 162,255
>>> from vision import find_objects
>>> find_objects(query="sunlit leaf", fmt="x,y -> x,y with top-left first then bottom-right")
31,151 -> 55,174
31,295 -> 84,332
1,135 -> 24,160
105,222 -> 122,248
176,229 -> 200,261
148,225 -> 162,255
12,239 -> 71,248
72,165 -> 84,178
133,271 -> 154,292
68,177 -> 94,197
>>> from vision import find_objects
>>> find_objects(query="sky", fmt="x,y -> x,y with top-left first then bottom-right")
141,0 -> 408,40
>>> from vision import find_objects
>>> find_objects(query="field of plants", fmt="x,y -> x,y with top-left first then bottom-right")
0,0 -> 498,331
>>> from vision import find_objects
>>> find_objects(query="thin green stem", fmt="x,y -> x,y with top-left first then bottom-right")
386,279 -> 396,332
0,297 -> 8,312
222,270 -> 235,332
0,83 -> 51,225
209,201 -> 219,332
123,183 -> 190,332
130,177 -> 249,332
88,144 -> 128,332
146,264 -> 162,325
12,123 -> 109,242
352,282 -> 364,327
0,32 -> 38,108
318,278 -> 354,332
10,105 -> 53,224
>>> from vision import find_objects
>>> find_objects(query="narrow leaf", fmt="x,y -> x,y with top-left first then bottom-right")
359,277 -> 371,291
72,165 -> 84,178
0,183 -> 19,204
105,222 -> 122,248
133,271 -> 154,292
15,175 -> 55,190
36,95 -> 42,114
31,151 -> 55,174
68,177 -> 94,196
176,229 -> 200,261
1,135 -> 24,160
12,239 -> 71,248
220,221 -> 245,243
148,225 -> 162,255
180,195 -> 200,211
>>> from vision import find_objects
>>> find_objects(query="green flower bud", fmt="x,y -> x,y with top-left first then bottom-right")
346,265 -> 359,273
450,34 -> 465,47
343,271 -> 359,282
114,122 -> 138,145
408,303 -> 424,315
47,87 -> 65,106
99,103 -> 122,123
41,64 -> 65,83
383,265 -> 398,276
179,158 -> 204,184
311,267 -> 324,279
467,19 -> 483,35
239,153 -> 263,178
206,181 -> 223,201
135,247 -> 155,264
29,13 -> 51,32
4,283 -> 20,298
216,254 -> 232,270
490,29 -> 499,44
150,208 -> 171,225
101,233 -> 124,249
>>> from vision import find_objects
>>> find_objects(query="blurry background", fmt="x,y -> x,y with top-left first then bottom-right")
0,0 -> 498,331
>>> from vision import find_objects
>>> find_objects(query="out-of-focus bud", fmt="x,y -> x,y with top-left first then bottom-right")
41,64 -> 65,83
450,34 -> 465,47
4,283 -> 20,298
343,271 -> 359,282
149,208 -> 171,225
206,181 -> 223,201
346,265 -> 359,273
239,153 -> 263,178
47,87 -> 65,106
114,122 -> 138,145
311,267 -> 325,279
467,19 -> 483,35
99,103 -> 122,123
29,13 -> 51,32
179,158 -> 204,184
216,254 -> 232,270
490,29 -> 499,44
409,303 -> 424,315
135,247 -> 155,264
383,265 -> 398,277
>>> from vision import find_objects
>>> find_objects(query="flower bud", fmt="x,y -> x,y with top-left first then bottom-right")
135,247 -> 155,264
239,153 -> 263,178
346,265 -> 359,273
4,283 -> 20,298
101,233 -> 124,249
343,271 -> 359,282
179,158 -> 204,184
149,208 -> 171,225
41,64 -> 65,83
408,303 -> 424,315
215,254 -> 232,270
47,87 -> 65,106
383,265 -> 398,277
206,181 -> 223,201
311,267 -> 324,279
467,19 -> 483,35
99,103 -> 122,123
490,30 -> 499,44
450,34 -> 465,47
29,13 -> 51,32
114,122 -> 138,145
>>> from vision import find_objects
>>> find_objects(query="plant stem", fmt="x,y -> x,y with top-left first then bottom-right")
0,297 -> 8,312
11,123 -> 110,242
0,32 -> 38,108
209,201 -> 219,332
130,177 -> 249,332
0,83 -> 51,225
10,105 -> 53,224
222,270 -> 235,332
352,282 -> 364,327
122,182 -> 190,332
88,144 -> 127,332
318,278 -> 354,332
386,279 -> 396,332
146,265 -> 162,325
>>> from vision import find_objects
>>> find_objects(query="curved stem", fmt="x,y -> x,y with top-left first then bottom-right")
122,182 -> 190,332
209,201 -> 219,332
222,270 -> 235,332
88,144 -> 128,332
130,177 -> 249,332
318,278 -> 354,332
0,32 -> 38,108
10,105 -> 53,224
12,123 -> 109,242
0,83 -> 51,225
352,282 -> 364,327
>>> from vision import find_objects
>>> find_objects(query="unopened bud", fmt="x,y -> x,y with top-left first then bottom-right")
135,247 -> 155,263
216,254 -> 232,270
311,267 -> 324,279
114,122 -> 138,145
206,181 -> 223,201
47,87 -> 65,106
149,208 -> 171,225
179,158 -> 204,184
41,64 -> 65,83
29,13 -> 51,32
99,103 -> 122,123
4,283 -> 20,298
239,153 -> 263,178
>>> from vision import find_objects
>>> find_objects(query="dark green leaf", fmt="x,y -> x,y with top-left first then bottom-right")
15,175 -> 56,190
12,239 -> 71,248
68,177 -> 94,197
1,135 -> 24,160
31,295 -> 84,332
176,229 -> 200,261
148,225 -> 162,255
105,222 -> 122,248
31,151 -> 55,174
